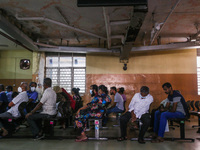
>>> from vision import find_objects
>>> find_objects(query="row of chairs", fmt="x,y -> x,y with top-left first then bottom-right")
186,100 -> 200,133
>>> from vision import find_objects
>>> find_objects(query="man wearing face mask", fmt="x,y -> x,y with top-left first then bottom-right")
26,82 -> 38,113
26,78 -> 57,140
0,82 -> 28,137
27,82 -> 38,103
117,86 -> 153,144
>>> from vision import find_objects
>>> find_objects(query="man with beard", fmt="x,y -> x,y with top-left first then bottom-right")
152,82 -> 188,143
107,86 -> 124,115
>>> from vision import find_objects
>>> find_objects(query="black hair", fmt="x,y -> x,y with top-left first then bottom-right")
29,82 -> 37,87
90,84 -> 98,92
6,85 -> 13,91
0,84 -> 4,91
43,78 -> 52,87
72,88 -> 82,101
12,92 -> 19,98
72,88 -> 80,95
140,86 -> 149,94
119,87 -> 125,94
99,85 -> 108,95
110,86 -> 117,92
162,82 -> 172,88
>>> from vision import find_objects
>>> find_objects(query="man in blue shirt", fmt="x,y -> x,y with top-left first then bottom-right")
26,82 -> 38,112
6,85 -> 13,103
0,84 -> 8,113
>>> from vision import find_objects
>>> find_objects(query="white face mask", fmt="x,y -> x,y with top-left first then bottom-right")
18,87 -> 22,93
31,87 -> 36,92
90,90 -> 93,95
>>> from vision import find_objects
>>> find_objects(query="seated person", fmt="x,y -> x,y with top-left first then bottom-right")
0,84 -> 8,113
118,86 -> 153,144
0,82 -> 28,136
26,82 -> 38,112
107,86 -> 124,115
152,82 -> 188,143
5,85 -> 13,103
75,85 -> 111,142
90,84 -> 99,98
118,87 -> 126,111
150,98 -> 169,130
72,88 -> 83,112
27,82 -> 38,103
26,78 -> 57,140
53,86 -> 72,129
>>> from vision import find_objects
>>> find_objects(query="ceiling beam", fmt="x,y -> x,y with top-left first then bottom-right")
15,15 -> 106,40
103,7 -> 111,49
150,0 -> 182,45
38,46 -> 120,53
0,14 -> 38,51
132,42 -> 200,52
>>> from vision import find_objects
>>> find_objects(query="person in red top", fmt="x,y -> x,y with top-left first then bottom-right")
62,88 -> 76,110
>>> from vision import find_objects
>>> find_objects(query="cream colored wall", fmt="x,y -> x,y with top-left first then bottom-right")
0,50 -> 33,79
86,49 -> 197,74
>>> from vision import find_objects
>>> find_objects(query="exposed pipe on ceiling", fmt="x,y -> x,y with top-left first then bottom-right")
110,20 -> 130,26
15,14 -> 106,40
38,46 -> 120,53
111,35 -> 125,44
33,42 -> 58,48
150,0 -> 181,45
103,7 -> 111,49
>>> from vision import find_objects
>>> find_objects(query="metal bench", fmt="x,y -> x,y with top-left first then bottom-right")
88,118 -> 108,140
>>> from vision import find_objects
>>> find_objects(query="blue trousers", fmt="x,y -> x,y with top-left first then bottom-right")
154,110 -> 185,137
107,106 -> 124,115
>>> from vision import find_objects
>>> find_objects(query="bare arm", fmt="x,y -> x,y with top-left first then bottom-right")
169,102 -> 178,112
8,101 -> 15,107
110,102 -> 117,109
76,105 -> 88,115
130,110 -> 136,122
25,102 -> 43,118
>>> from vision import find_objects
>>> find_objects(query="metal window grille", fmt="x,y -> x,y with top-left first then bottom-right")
45,54 -> 86,93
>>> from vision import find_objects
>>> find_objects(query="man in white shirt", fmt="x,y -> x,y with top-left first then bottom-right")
26,78 -> 57,140
118,86 -> 153,144
0,82 -> 28,137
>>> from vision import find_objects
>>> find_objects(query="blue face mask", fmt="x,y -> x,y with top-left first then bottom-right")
90,90 -> 93,95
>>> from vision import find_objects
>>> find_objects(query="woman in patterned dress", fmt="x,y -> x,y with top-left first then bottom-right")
75,85 -> 111,142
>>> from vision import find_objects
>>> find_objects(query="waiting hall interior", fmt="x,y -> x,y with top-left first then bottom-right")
0,0 -> 200,149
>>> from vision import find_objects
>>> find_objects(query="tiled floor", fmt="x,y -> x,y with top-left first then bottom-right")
0,117 -> 200,150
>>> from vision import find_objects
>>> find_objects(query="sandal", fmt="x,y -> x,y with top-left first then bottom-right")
117,137 -> 128,141
75,137 -> 88,142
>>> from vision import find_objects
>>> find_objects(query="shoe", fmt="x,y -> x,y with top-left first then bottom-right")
138,139 -> 146,144
33,134 -> 45,140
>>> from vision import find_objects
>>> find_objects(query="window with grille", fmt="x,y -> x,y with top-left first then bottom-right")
45,53 -> 86,93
